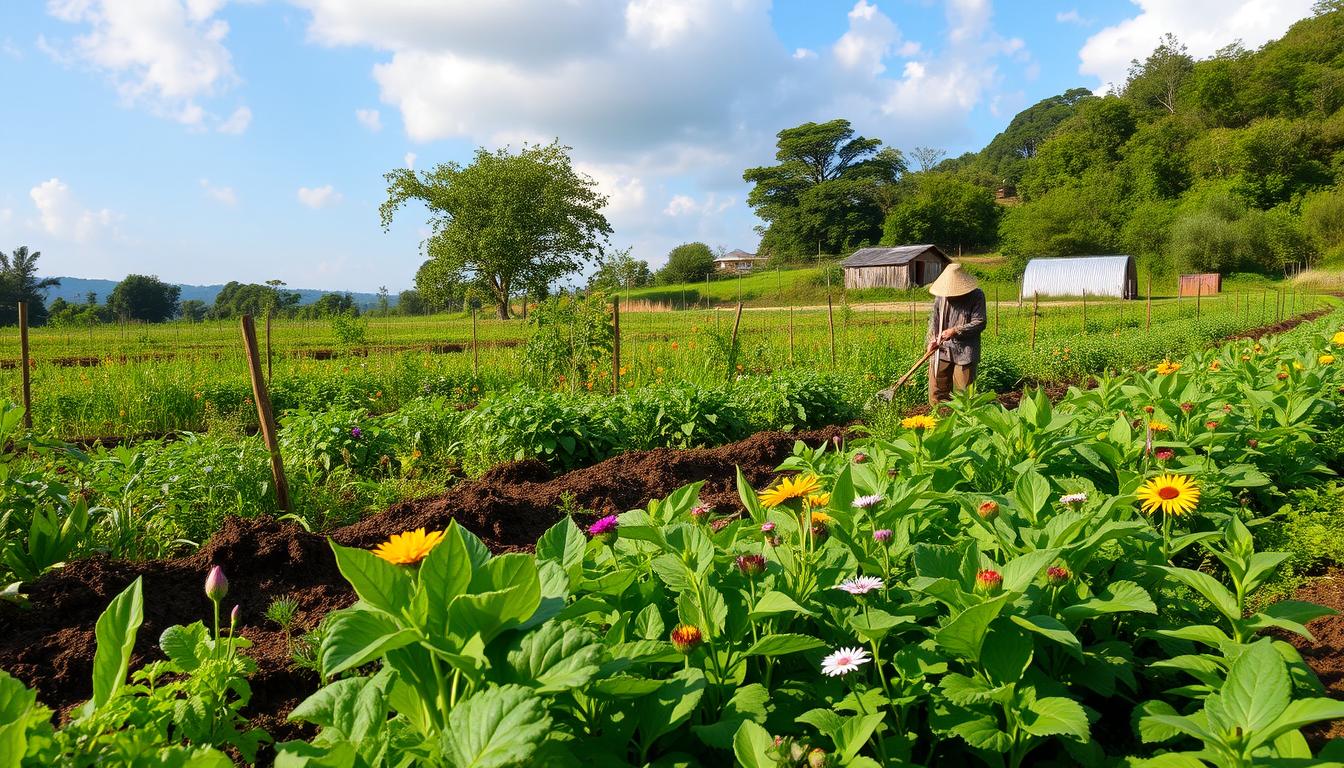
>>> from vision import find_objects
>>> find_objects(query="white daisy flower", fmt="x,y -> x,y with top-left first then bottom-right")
852,494 -> 884,509
821,646 -> 871,677
834,576 -> 884,595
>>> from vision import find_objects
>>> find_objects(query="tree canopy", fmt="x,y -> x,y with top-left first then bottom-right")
107,274 -> 180,322
0,246 -> 59,326
382,141 -> 611,319
655,243 -> 716,285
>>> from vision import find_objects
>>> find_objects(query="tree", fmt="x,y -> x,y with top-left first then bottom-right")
303,292 -> 359,318
179,299 -> 208,322
381,141 -> 612,319
1302,187 -> 1344,259
211,281 -> 298,319
909,146 -> 947,172
0,246 -> 60,325
881,173 -> 1000,252
376,286 -> 391,317
744,119 -> 904,259
415,257 -> 466,313
1123,33 -> 1195,115
979,88 -> 1094,185
588,247 -> 653,293
107,274 -> 181,322
397,289 -> 427,316
655,243 -> 716,285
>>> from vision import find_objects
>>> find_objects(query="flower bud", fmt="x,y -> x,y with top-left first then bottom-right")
761,521 -> 776,535
1205,421 -> 1219,430
1143,405 -> 1154,414
1179,402 -> 1193,413
977,500 -> 999,521
1248,438 -> 1259,449
689,504 -> 711,523
230,604 -> 241,626
1155,448 -> 1175,462
670,624 -> 703,654
205,566 -> 228,602
852,452 -> 867,464
975,569 -> 1002,595
808,748 -> 830,768
736,554 -> 766,577
1046,566 -> 1070,586
873,528 -> 893,544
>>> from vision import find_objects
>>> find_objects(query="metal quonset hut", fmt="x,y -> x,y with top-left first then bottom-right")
1020,255 -> 1139,300
841,245 -> 950,290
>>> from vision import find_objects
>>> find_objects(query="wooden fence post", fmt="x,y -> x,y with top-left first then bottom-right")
265,310 -> 273,381
1195,280 -> 1202,321
994,286 -> 1000,338
241,315 -> 289,512
727,302 -> 744,381
611,295 -> 621,393
826,292 -> 837,367
18,301 -> 31,429
788,305 -> 794,363
1081,291 -> 1087,334
1261,290 -> 1268,324
471,308 -> 479,377
1030,292 -> 1039,352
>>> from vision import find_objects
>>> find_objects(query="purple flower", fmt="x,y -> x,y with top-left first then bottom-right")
873,528 -> 893,544
852,494 -> 884,509
834,576 -> 884,595
350,426 -> 363,439
761,521 -> 776,533
588,514 -> 619,545
205,566 -> 228,602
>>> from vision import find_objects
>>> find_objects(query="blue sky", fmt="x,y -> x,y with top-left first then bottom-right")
0,0 -> 1316,292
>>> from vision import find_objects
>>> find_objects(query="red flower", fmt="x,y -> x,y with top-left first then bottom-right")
1155,448 -> 1175,461
1047,566 -> 1070,586
977,500 -> 1000,520
975,569 -> 1003,594
736,554 -> 766,577
670,624 -> 703,654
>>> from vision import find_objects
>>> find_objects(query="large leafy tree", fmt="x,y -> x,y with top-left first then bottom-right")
107,274 -> 181,322
978,88 -> 1093,184
655,243 -> 715,285
588,248 -> 653,293
744,119 -> 905,259
382,142 -> 612,319
881,173 -> 1001,252
211,281 -> 299,319
0,246 -> 60,326
1122,33 -> 1195,115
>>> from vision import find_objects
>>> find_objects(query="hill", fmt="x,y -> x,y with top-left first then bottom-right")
42,277 -> 385,309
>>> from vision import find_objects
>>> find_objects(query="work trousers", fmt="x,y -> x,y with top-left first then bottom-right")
929,358 -> 977,405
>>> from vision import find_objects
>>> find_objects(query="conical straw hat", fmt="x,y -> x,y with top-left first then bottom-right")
927,262 -> 978,297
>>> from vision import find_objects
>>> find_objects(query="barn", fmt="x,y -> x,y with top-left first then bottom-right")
841,245 -> 950,290
1020,255 -> 1138,300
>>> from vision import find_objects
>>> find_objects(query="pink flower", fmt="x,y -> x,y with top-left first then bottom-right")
690,504 -> 711,522
205,566 -> 228,602
1047,566 -> 1070,586
852,452 -> 867,464
736,554 -> 766,577
852,494 -> 883,509
821,646 -> 871,677
975,569 -> 1002,594
873,529 -> 893,544
588,515 -> 619,545
1155,448 -> 1175,462
834,576 -> 883,595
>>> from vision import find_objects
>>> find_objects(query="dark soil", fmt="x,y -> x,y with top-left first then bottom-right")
0,339 -> 523,369
1223,307 -> 1332,341
0,426 -> 845,736
1286,570 -> 1344,742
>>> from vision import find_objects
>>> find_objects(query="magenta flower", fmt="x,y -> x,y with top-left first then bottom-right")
350,426 -> 363,439
834,576 -> 884,595
761,521 -> 777,533
588,515 -> 619,545
873,528 -> 893,544
205,566 -> 228,602
230,604 -> 241,625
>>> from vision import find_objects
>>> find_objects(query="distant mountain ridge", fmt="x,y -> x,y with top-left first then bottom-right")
41,277 -> 386,309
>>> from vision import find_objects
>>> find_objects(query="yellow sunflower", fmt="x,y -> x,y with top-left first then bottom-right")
1155,360 -> 1181,375
1321,354 -> 1336,365
811,510 -> 833,525
807,492 -> 831,508
901,414 -> 938,431
1148,421 -> 1171,433
1208,360 -> 1222,372
1333,331 -> 1344,347
1136,474 -> 1200,517
758,474 -> 823,508
372,528 -> 446,565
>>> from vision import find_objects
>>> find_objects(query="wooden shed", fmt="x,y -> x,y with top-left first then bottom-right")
1179,273 -> 1221,297
841,245 -> 950,290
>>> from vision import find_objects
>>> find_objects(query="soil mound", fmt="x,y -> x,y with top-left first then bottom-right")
0,426 -> 844,730
1286,570 -> 1344,742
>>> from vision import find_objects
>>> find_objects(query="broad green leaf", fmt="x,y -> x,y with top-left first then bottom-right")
0,670 -> 37,765
321,609 -> 417,678
1061,580 -> 1155,622
1010,615 -> 1083,659
504,622 -> 603,693
159,621 -> 210,672
636,669 -> 706,748
1000,548 -> 1060,593
1161,567 -> 1239,622
1136,700 -> 1182,743
736,466 -> 767,523
743,634 -> 826,657
692,683 -> 768,749
591,675 -> 666,697
1254,698 -> 1344,749
935,595 -> 1008,661
635,604 -> 665,641
1219,639 -> 1289,735
289,668 -> 395,744
835,713 -> 885,760
441,685 -> 551,768
750,590 -> 815,620
421,523 -> 474,629
1021,696 -> 1089,741
536,517 -> 586,576
981,624 -> 1033,684
732,721 -> 774,768
330,542 -> 412,616
91,576 -> 143,709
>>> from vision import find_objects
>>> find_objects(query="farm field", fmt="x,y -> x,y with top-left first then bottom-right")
1,305 -> 1344,766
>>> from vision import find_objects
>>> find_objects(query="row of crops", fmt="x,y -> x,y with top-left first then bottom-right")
2,309 -> 1344,765
3,290 -> 1321,438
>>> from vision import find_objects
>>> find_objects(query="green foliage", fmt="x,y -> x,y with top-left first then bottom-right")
588,247 -> 653,292
882,172 -> 1000,250
329,310 -> 368,348
106,274 -> 181,323
655,242 -> 715,285
0,246 -> 59,326
522,292 -> 613,387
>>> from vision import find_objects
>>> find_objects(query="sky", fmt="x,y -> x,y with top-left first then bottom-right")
0,0 -> 1319,292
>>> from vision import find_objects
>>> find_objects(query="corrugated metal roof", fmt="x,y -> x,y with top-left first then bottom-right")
841,245 -> 946,268
1020,255 -> 1136,299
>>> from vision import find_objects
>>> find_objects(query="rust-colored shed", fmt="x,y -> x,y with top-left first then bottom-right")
1179,273 -> 1221,297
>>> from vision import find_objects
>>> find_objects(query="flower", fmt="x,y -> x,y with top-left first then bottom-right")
1143,405 -> 1155,414
873,528 -> 893,544
230,604 -> 241,625
372,528 -> 446,565
736,554 -> 766,577
820,646 -> 871,677
835,576 -> 883,595
977,500 -> 1000,520
1321,354 -> 1335,365
1155,447 -> 1175,462
811,510 -> 833,525
1060,492 -> 1088,507
807,492 -> 831,508
852,494 -> 883,509
1333,331 -> 1344,346
901,414 -> 938,431
975,569 -> 1003,594
1047,566 -> 1070,586
205,566 -> 228,602
1248,438 -> 1259,449
761,521 -> 777,534
1148,421 -> 1171,433
689,504 -> 712,522
350,426 -> 362,439
852,452 -> 868,464
807,748 -> 829,768
1136,474 -> 1201,518
1179,402 -> 1194,413
1277,371 -> 1290,380
1209,360 -> 1222,371
758,474 -> 823,508
1155,360 -> 1181,375
587,515 -> 619,545
1205,421 -> 1219,430
670,624 -> 703,654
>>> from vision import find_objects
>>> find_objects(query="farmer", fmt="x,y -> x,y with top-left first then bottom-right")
925,263 -> 987,405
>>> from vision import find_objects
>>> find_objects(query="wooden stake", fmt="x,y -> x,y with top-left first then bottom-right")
994,286 -> 1000,338
727,301 -> 744,381
826,292 -> 837,367
788,305 -> 794,362
1030,292 -> 1039,351
1146,279 -> 1152,331
471,308 -> 479,377
265,310 -> 273,381
18,301 -> 31,429
611,295 -> 621,393
1195,280 -> 1202,320
240,315 -> 289,512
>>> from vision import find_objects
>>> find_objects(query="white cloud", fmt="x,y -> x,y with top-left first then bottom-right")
218,105 -> 251,133
1055,9 -> 1088,25
2,38 -> 22,59
404,152 -> 416,169
43,0 -> 244,126
663,192 -> 733,217
833,0 -> 902,75
793,47 -> 816,60
1079,0 -> 1315,90
356,107 -> 382,132
29,178 -> 118,243
199,178 -> 237,205
297,185 -> 342,209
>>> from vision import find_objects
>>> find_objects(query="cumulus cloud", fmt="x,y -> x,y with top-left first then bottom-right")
1055,9 -> 1089,25
1079,0 -> 1315,90
356,107 -> 382,132
297,185 -> 342,209
43,0 -> 246,127
199,178 -> 237,205
218,105 -> 251,133
29,178 -> 118,243
663,192 -> 733,217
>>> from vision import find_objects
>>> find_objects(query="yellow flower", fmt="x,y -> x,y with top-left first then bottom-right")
372,528 -> 445,565
1208,360 -> 1221,372
811,510 -> 833,525
1148,421 -> 1171,433
807,492 -> 831,508
1135,474 -> 1200,517
1333,331 -> 1344,347
1321,354 -> 1336,365
901,414 -> 938,431
1155,360 -> 1181,375
758,474 -> 822,508
1293,361 -> 1305,371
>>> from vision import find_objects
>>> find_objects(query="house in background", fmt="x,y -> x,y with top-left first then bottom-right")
714,249 -> 766,274
1020,255 -> 1138,299
841,245 -> 950,290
